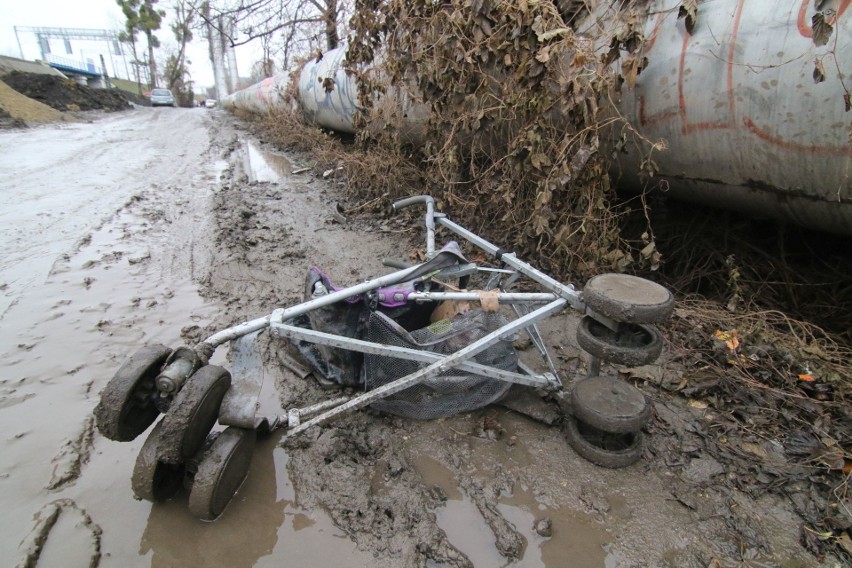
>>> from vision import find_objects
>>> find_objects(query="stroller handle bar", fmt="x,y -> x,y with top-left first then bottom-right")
392,195 -> 434,211
393,195 -> 436,257
392,196 -> 582,310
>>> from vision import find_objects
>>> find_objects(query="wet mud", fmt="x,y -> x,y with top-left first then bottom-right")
0,109 -> 840,567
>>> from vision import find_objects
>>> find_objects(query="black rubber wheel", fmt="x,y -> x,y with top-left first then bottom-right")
131,422 -> 186,502
564,416 -> 644,469
576,316 -> 663,366
571,376 -> 652,433
157,365 -> 232,465
95,344 -> 171,441
583,273 -> 674,324
188,427 -> 256,521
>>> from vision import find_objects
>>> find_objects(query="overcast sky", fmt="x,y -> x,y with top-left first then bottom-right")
0,0 -> 261,89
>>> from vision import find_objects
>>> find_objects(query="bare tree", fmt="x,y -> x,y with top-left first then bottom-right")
202,0 -> 348,52
163,0 -> 195,105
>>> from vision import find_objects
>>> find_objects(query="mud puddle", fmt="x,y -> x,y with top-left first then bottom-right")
414,452 -> 611,567
242,140 -> 293,183
0,179 -> 220,563
83,433 -> 375,568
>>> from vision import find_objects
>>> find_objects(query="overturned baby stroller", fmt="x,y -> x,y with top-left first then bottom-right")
94,196 -> 674,519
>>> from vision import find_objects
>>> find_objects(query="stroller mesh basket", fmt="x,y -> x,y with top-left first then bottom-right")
363,308 -> 517,419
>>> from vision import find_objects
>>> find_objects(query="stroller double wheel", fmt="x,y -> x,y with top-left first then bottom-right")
564,375 -> 651,469
566,273 -> 673,468
97,351 -> 253,520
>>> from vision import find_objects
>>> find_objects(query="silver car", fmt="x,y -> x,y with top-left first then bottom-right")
150,88 -> 176,107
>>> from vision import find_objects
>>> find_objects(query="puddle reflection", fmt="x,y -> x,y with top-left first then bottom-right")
414,448 -> 612,567
139,433 -> 373,567
243,141 -> 292,183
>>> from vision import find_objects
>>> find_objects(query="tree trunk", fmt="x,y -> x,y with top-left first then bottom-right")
324,0 -> 339,50
207,17 -> 229,100
129,37 -> 142,95
225,17 -> 239,92
146,30 -> 158,88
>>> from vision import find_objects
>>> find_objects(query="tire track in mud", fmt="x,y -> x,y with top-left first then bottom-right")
17,499 -> 102,568
46,415 -> 94,490
0,109 -> 230,563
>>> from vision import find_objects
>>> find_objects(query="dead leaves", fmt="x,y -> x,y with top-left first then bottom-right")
621,55 -> 648,88
714,329 -> 740,353
812,58 -> 826,84
346,0 -> 651,277
678,0 -> 699,34
811,10 -> 835,47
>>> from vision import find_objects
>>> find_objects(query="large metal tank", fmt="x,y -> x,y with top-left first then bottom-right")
611,0 -> 851,234
225,0 -> 851,235
297,47 -> 360,134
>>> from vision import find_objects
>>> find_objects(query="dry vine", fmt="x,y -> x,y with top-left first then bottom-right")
345,0 -> 657,278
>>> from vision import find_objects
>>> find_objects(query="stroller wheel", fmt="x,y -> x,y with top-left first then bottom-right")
564,416 -> 644,469
570,376 -> 651,434
157,365 -> 231,464
131,422 -> 186,502
95,344 -> 171,441
576,316 -> 663,366
582,273 -> 674,324
188,426 -> 256,521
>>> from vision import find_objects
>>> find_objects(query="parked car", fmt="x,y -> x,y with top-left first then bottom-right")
204,99 -> 217,109
150,88 -> 177,107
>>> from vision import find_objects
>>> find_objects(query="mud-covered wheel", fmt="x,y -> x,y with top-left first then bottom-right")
576,316 -> 663,366
157,365 -> 231,464
583,273 -> 674,324
571,376 -> 652,434
188,427 -> 256,521
131,422 -> 186,502
95,344 -> 171,441
565,416 -> 644,469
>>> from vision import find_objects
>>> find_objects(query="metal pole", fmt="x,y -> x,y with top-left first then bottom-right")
435,216 -> 584,309
14,27 -> 24,59
120,42 -> 130,82
203,264 -> 422,348
99,54 -> 111,88
272,323 -> 553,388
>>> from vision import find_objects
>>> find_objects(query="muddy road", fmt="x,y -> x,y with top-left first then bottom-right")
0,109 -> 834,567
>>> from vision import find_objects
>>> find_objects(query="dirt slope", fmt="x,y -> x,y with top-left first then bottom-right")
2,71 -> 130,112
0,80 -> 69,127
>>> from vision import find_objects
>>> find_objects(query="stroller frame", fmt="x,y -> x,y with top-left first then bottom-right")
95,195 -> 674,519
188,195 -> 596,438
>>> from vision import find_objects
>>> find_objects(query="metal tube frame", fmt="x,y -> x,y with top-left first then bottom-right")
193,195 -> 588,437
270,323 -> 556,389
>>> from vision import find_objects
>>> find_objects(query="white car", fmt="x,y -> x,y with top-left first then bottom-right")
150,88 -> 177,107
204,99 -> 217,109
